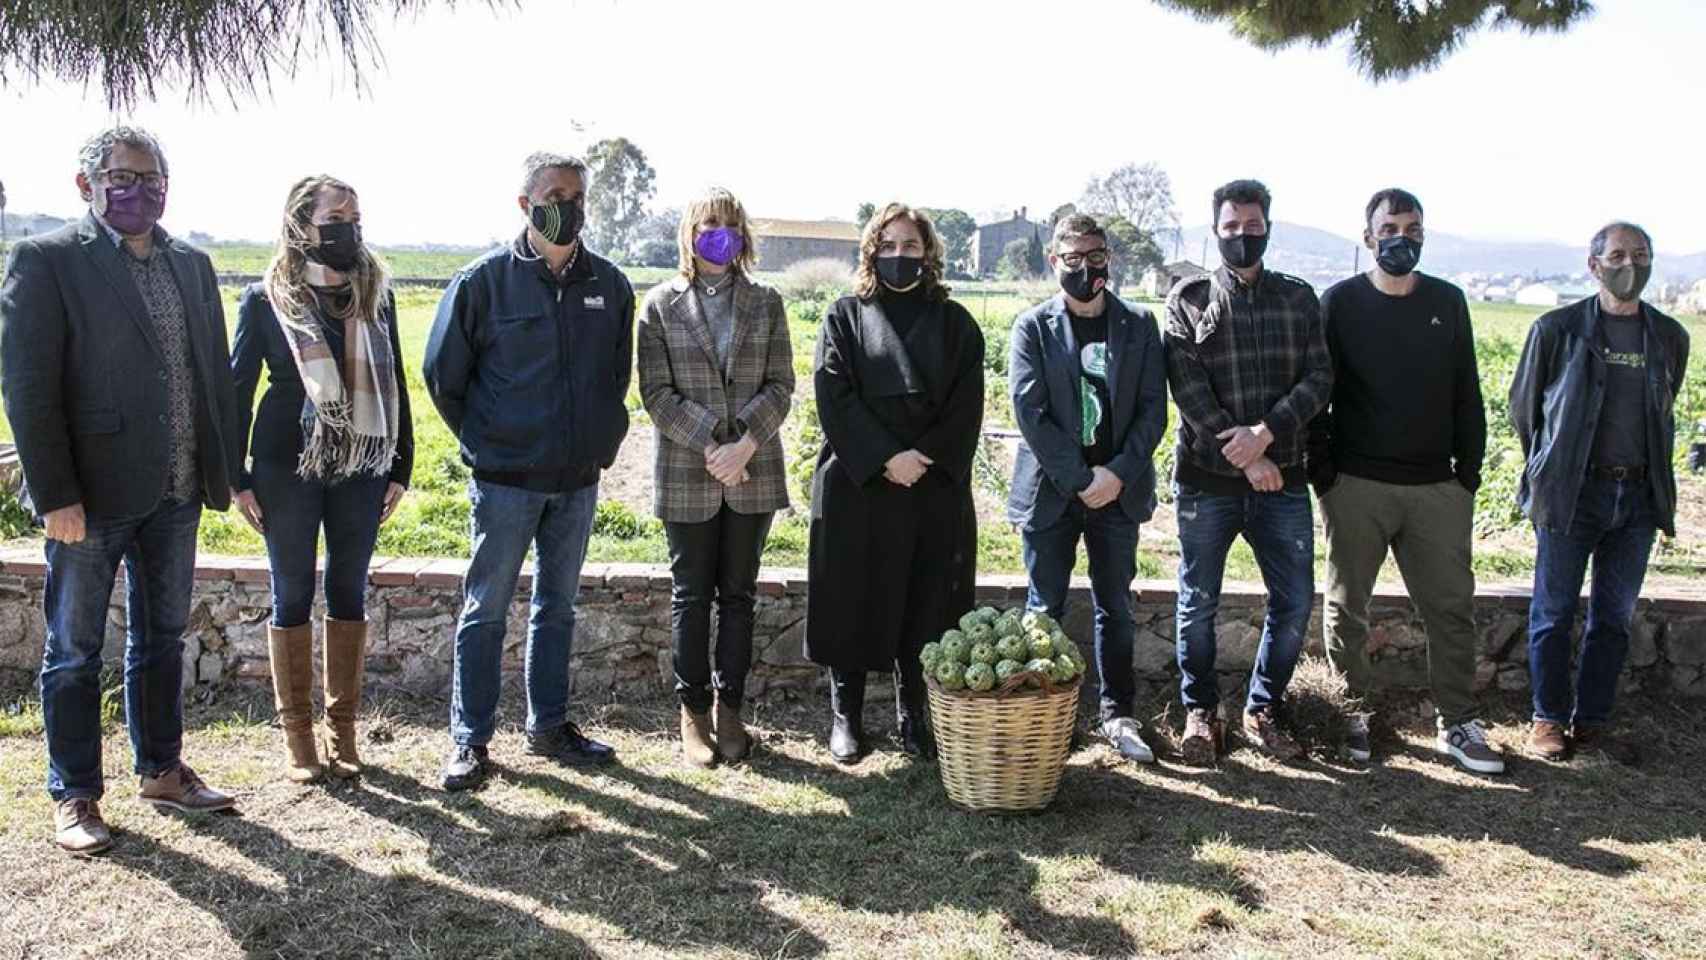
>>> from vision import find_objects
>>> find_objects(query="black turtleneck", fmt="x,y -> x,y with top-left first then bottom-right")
880,284 -> 930,340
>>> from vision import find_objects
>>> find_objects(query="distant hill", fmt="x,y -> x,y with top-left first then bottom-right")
1172,220 -> 1706,286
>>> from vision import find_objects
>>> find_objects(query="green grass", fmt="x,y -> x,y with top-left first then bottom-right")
2,686 -> 1704,959
6,283 -> 1706,585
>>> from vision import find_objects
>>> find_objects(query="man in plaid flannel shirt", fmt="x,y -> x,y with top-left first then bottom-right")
1163,179 -> 1332,766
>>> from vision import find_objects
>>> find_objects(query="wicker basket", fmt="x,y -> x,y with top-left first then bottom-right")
926,670 -> 1080,814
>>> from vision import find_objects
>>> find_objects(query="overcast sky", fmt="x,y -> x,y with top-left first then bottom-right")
2,0 -> 1702,251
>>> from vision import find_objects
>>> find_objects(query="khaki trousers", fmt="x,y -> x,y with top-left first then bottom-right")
1321,473 -> 1479,726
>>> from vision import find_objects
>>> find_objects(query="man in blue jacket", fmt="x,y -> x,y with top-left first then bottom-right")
1008,214 -> 1168,763
424,152 -> 635,790
1509,221 -> 1688,764
1,126 -> 240,854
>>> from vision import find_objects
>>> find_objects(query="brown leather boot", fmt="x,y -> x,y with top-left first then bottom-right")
54,798 -> 112,855
322,617 -> 367,779
1528,720 -> 1569,761
140,763 -> 235,813
267,623 -> 321,783
714,696 -> 751,762
680,705 -> 717,768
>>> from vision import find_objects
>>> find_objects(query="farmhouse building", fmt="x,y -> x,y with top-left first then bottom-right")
750,219 -> 860,271
971,208 -> 1045,277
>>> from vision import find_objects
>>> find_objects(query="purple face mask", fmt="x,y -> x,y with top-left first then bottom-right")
693,226 -> 743,266
101,182 -> 167,237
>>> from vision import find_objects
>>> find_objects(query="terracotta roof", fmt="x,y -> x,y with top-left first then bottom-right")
750,218 -> 861,242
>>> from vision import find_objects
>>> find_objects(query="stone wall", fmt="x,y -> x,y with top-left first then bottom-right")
2,550 -> 1704,703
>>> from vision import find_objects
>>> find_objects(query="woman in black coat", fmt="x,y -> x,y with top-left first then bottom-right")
805,202 -> 984,762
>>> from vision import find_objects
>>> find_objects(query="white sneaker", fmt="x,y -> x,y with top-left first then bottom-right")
1101,717 -> 1156,764
1438,718 -> 1506,774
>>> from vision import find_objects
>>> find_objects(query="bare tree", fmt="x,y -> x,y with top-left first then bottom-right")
1079,162 -> 1180,239
0,1 -> 497,110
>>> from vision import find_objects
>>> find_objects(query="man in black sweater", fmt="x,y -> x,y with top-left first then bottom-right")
1309,188 -> 1504,774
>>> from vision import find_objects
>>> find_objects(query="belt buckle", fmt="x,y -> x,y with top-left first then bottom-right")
1609,465 -> 1632,481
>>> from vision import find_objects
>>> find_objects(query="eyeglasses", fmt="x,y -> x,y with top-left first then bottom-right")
1059,249 -> 1110,269
98,169 -> 167,189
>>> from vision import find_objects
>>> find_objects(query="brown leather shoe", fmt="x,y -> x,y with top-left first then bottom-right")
1180,707 -> 1223,767
680,706 -> 717,768
54,799 -> 112,855
1242,707 -> 1303,761
267,622 -> 322,783
1527,720 -> 1569,760
140,763 -> 235,813
322,616 -> 368,779
1572,723 -> 1639,766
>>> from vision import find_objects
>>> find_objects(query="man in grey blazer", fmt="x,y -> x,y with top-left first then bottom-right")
0,127 -> 240,854
1008,214 -> 1168,764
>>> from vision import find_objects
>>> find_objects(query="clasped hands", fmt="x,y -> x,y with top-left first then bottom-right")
705,435 -> 757,487
1217,422 -> 1283,492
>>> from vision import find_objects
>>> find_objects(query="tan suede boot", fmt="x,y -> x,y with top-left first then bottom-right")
267,623 -> 322,783
322,617 -> 367,779
680,706 -> 717,768
714,697 -> 751,762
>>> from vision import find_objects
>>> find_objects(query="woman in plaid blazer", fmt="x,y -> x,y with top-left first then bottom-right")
637,187 -> 794,767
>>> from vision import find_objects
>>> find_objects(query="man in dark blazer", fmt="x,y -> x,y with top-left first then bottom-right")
1007,213 -> 1168,764
0,127 -> 240,855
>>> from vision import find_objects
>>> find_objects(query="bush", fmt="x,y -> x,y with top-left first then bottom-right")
777,258 -> 852,302
593,500 -> 645,540
0,488 -> 34,540
631,238 -> 678,269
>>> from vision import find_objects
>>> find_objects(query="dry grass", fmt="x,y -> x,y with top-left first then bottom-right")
2,680 -> 1704,959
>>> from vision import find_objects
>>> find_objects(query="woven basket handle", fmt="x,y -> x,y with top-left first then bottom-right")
995,670 -> 1056,695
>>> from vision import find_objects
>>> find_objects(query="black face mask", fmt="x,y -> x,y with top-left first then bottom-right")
1059,264 -> 1108,302
876,255 -> 924,290
1598,262 -> 1652,302
529,199 -> 585,247
306,221 -> 364,272
1218,231 -> 1268,270
1376,235 -> 1422,277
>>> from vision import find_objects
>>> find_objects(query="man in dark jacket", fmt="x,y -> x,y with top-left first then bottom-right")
1309,188 -> 1503,774
0,126 -> 240,854
1164,179 -> 1333,766
1509,221 -> 1688,763
423,152 -> 635,790
1008,214 -> 1167,763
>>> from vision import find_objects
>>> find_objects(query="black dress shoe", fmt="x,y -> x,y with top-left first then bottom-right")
829,715 -> 865,764
897,717 -> 936,759
527,722 -> 617,767
441,744 -> 490,792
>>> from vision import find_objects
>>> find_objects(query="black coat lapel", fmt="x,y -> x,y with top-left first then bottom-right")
78,216 -> 163,360
854,297 -> 928,399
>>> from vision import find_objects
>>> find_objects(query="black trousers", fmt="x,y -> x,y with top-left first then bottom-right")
663,505 -> 774,712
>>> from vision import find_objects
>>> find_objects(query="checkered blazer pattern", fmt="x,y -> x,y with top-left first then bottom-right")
638,274 -> 795,523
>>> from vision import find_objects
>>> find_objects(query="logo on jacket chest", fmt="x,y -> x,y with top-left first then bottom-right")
583,295 -> 605,310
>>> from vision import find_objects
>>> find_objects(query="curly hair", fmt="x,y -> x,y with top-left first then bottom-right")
852,202 -> 949,302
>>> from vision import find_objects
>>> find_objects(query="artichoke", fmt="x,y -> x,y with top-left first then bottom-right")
939,635 -> 969,665
966,622 -> 995,646
919,642 -> 943,671
1021,610 -> 1057,634
1028,631 -> 1055,660
936,659 -> 966,690
994,659 -> 1025,684
995,634 -> 1028,662
976,605 -> 1000,624
1050,656 -> 1078,684
964,662 -> 996,692
968,641 -> 998,666
957,611 -> 981,633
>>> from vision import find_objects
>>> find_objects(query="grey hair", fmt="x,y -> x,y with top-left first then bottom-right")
519,151 -> 590,198
1590,221 -> 1652,258
77,126 -> 169,181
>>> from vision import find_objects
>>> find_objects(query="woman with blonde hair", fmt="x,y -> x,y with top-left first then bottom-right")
231,175 -> 413,782
804,203 -> 985,763
638,186 -> 794,766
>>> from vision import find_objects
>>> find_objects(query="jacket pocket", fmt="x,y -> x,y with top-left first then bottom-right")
72,410 -> 122,435
489,313 -> 559,386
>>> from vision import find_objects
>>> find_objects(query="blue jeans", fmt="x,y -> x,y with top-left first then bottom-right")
450,479 -> 598,746
1174,485 -> 1314,714
1021,501 -> 1140,722
40,497 -> 202,801
1528,475 -> 1657,727
251,461 -> 387,626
